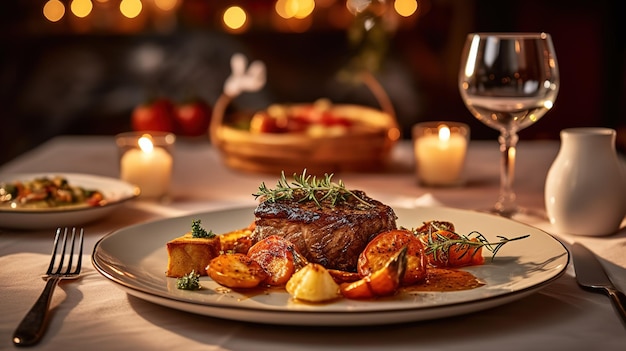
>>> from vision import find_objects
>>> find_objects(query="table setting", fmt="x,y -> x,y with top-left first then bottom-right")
1,32 -> 626,351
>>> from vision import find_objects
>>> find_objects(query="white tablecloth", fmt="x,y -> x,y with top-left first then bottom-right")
1,135 -> 625,350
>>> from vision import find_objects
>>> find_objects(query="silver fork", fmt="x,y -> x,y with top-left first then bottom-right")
12,227 -> 84,347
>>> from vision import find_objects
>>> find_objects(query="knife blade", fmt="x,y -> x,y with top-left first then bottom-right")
572,242 -> 626,326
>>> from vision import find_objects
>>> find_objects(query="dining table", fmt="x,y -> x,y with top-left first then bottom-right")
1,134 -> 625,351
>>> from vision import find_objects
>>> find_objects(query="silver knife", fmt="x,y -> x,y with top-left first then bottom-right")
572,242 -> 626,326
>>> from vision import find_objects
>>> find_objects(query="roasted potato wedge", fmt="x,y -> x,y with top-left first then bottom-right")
206,253 -> 268,289
219,228 -> 253,254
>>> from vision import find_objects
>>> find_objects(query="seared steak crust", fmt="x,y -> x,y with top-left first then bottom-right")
251,190 -> 397,271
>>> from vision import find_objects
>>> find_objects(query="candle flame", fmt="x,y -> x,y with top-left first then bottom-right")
138,135 -> 154,153
438,125 -> 451,142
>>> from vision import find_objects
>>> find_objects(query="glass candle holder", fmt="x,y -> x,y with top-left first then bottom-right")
115,131 -> 176,200
412,122 -> 470,187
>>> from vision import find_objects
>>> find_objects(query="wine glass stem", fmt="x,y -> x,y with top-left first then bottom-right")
496,130 -> 519,216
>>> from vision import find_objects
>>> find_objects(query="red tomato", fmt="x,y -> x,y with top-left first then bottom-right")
357,229 -> 427,286
249,112 -> 289,133
174,99 -> 212,137
422,230 -> 485,268
131,98 -> 175,132
319,111 -> 352,127
285,115 -> 310,132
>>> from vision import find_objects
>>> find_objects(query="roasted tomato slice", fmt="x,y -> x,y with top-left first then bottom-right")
421,230 -> 485,268
247,235 -> 306,286
357,229 -> 426,286
206,253 -> 267,289
327,269 -> 361,284
341,246 -> 407,299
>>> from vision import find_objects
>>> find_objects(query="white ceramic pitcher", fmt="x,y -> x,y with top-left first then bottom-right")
545,128 -> 626,236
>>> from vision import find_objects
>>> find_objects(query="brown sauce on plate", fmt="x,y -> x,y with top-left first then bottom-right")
405,268 -> 484,292
216,267 -> 483,304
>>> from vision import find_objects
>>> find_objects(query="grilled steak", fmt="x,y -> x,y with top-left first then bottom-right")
251,190 -> 397,272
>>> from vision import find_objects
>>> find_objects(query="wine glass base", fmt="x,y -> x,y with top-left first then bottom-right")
478,206 -> 548,221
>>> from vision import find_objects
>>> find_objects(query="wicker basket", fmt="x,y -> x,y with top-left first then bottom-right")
209,73 -> 400,175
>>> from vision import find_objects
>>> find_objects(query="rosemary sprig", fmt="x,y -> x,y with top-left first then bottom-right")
191,219 -> 215,239
253,170 -> 373,208
424,230 -> 530,263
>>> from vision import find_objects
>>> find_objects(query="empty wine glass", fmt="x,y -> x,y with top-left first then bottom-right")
458,32 -> 559,217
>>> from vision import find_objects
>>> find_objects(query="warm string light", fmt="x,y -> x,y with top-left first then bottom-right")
43,0 -> 65,22
394,0 -> 418,17
41,0 -> 149,22
120,0 -> 142,18
223,6 -> 248,32
154,0 -> 177,11
41,0 -> 420,32
275,0 -> 315,19
70,0 -> 93,18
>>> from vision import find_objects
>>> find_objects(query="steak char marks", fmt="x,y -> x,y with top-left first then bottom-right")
252,190 -> 397,272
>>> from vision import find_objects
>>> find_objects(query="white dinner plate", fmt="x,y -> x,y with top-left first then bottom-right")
92,206 -> 569,326
0,172 -> 139,230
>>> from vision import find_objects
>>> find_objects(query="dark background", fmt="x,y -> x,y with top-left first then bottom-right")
1,0 -> 624,167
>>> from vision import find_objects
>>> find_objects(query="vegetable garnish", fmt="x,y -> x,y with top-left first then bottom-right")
253,170 -> 372,208
191,219 -> 215,239
176,270 -> 201,290
424,230 -> 530,263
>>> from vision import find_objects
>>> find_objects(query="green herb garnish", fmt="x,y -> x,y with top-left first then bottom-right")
176,270 -> 201,290
191,219 -> 215,239
424,230 -> 530,263
253,170 -> 372,208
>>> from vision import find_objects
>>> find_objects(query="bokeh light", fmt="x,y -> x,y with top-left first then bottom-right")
37,0 -> 422,34
155,0 -> 178,11
70,0 -> 93,18
120,0 -> 142,18
275,0 -> 315,19
394,0 -> 418,17
223,6 -> 247,32
43,0 -> 65,22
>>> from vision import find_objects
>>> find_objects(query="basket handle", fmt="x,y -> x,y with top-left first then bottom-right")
358,70 -> 398,130
210,54 -> 266,145
210,93 -> 232,145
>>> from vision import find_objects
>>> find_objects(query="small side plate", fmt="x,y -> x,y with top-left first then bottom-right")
0,172 -> 139,230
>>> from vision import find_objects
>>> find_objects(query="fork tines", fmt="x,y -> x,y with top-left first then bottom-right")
48,227 -> 84,276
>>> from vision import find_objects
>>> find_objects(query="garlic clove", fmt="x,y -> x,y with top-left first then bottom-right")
286,263 -> 341,303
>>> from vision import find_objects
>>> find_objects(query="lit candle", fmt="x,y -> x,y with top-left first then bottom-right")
120,135 -> 173,198
413,122 -> 469,186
